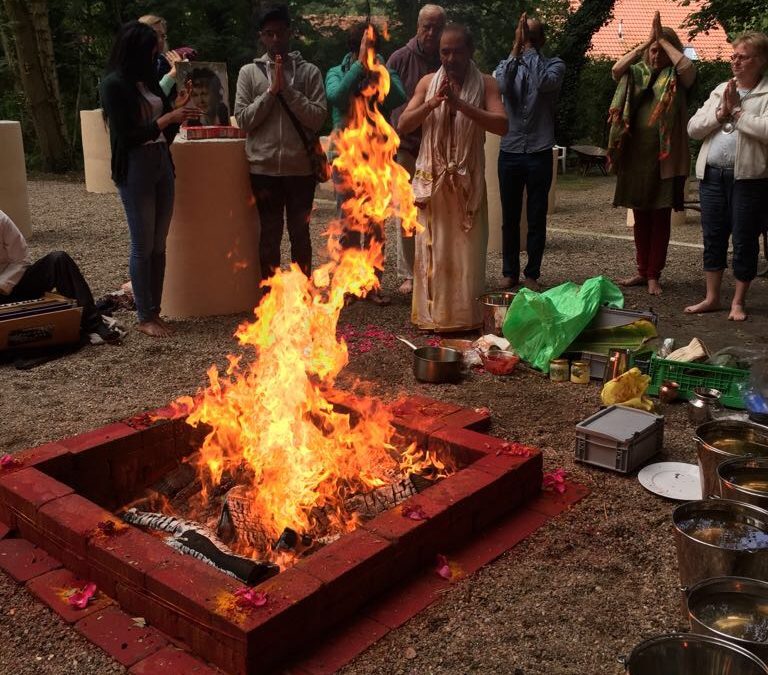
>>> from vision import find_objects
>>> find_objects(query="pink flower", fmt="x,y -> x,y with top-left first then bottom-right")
543,469 -> 567,494
0,454 -> 20,470
234,587 -> 268,610
67,583 -> 97,609
435,554 -> 452,580
401,504 -> 428,521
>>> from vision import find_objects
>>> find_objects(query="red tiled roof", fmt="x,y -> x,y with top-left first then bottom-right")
574,0 -> 730,61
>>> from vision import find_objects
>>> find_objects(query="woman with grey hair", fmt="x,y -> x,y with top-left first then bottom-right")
685,31 -> 768,321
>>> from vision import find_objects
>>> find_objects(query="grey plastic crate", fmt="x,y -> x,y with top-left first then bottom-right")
585,307 -> 658,330
575,405 -> 664,474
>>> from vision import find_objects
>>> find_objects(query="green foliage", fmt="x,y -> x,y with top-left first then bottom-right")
681,0 -> 768,38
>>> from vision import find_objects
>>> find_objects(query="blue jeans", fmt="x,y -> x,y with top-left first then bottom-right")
699,166 -> 768,282
498,149 -> 553,281
117,143 -> 175,322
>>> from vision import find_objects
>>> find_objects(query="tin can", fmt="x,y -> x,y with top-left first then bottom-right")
570,360 -> 590,384
549,359 -> 570,383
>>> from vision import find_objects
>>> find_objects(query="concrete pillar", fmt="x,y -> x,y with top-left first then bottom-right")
0,121 -> 32,238
486,136 -> 559,254
163,137 -> 262,317
80,109 -> 117,194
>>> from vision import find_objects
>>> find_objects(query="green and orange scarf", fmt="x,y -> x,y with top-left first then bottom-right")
606,61 -> 678,173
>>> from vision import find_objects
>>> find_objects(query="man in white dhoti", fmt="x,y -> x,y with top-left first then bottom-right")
397,24 -> 507,331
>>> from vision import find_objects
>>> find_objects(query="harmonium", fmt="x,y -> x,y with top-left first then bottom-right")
0,293 -> 82,350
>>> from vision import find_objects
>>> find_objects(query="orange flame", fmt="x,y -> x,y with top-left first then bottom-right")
174,27 -> 435,564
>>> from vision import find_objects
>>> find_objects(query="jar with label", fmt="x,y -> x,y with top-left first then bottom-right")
570,360 -> 590,384
549,359 -> 570,382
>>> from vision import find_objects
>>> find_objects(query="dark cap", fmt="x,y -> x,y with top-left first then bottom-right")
257,3 -> 291,29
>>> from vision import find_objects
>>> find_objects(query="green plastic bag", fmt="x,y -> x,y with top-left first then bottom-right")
501,276 -> 624,372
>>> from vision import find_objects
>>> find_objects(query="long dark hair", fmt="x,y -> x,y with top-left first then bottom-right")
106,20 -> 159,84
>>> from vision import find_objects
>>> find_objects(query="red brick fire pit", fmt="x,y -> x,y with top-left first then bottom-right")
0,396 -> 542,674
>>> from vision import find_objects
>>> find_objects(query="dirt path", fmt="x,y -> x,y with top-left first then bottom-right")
0,175 -> 766,674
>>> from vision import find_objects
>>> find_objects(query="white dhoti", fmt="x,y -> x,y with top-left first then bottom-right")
411,63 -> 488,332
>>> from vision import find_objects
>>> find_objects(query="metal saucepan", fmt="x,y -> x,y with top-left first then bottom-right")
396,336 -> 463,384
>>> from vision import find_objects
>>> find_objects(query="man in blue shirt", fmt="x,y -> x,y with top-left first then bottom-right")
494,14 -> 565,290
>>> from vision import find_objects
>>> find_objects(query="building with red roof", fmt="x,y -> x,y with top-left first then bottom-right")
581,0 -> 730,61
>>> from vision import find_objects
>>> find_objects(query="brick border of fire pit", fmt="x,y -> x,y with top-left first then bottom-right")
0,396 -> 542,674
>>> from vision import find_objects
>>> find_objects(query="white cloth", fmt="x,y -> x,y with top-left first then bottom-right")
411,64 -> 489,331
0,210 -> 30,295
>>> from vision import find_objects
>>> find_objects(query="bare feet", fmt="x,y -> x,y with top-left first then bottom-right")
137,319 -> 171,337
618,275 -> 647,287
647,279 -> 662,296
154,315 -> 175,334
684,298 -> 721,314
397,279 -> 413,294
729,304 -> 748,321
523,277 -> 541,292
367,289 -> 392,306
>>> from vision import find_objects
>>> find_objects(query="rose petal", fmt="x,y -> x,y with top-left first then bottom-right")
402,504 -> 428,521
67,583 -> 97,609
435,554 -> 452,580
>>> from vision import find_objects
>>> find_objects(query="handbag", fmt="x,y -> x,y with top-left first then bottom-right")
276,93 -> 331,183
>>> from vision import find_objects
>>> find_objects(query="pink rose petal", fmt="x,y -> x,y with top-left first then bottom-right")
402,504 -> 428,521
435,554 -> 452,580
234,587 -> 268,609
67,583 -> 97,609
0,454 -> 21,470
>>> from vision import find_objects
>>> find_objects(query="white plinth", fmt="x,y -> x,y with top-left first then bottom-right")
485,137 -> 559,255
80,109 -> 117,194
163,137 -> 262,317
0,121 -> 32,238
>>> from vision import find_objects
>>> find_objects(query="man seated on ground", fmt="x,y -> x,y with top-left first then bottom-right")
0,210 -> 121,345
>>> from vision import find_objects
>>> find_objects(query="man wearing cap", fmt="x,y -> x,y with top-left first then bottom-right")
235,3 -> 327,282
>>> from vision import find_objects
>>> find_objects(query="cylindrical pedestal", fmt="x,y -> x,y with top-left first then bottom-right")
0,121 -> 32,238
164,137 -> 261,317
485,136 -> 559,255
80,109 -> 117,194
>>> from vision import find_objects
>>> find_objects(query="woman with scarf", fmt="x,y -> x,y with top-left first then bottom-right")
685,32 -> 768,321
607,11 -> 696,296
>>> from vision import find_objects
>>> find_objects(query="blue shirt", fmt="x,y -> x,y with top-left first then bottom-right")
494,48 -> 565,154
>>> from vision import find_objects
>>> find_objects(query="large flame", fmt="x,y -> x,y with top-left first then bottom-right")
172,28 -> 432,563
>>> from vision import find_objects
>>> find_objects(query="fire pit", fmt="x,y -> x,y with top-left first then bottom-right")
0,396 -> 542,674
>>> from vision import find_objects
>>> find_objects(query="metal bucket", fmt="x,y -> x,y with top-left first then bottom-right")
695,420 -> 768,497
719,458 -> 768,511
687,576 -> 768,661
477,292 -> 515,337
621,633 -> 768,674
672,499 -> 768,588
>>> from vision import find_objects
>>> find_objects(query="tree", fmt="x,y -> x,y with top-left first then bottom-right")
2,0 -> 69,171
682,0 -> 767,38
552,0 -> 616,146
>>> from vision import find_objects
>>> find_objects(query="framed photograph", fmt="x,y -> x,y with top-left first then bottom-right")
176,61 -> 231,126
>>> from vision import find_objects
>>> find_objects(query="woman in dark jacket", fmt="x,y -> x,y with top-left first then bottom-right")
100,21 -> 197,337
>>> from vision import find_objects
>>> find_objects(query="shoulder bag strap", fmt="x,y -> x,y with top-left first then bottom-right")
255,62 -> 314,156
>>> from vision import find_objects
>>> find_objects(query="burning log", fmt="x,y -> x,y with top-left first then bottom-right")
344,474 -> 433,520
121,508 -> 278,585
217,485 -> 272,552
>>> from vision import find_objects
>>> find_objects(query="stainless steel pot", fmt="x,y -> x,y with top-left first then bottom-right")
477,292 -> 516,337
719,457 -> 768,511
672,499 -> 768,589
689,387 -> 725,426
686,576 -> 768,661
396,336 -> 462,384
620,633 -> 768,674
695,420 -> 768,497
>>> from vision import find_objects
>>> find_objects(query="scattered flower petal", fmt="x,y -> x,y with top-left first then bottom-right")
435,554 -> 452,580
234,587 -> 268,610
132,617 -> 147,628
401,504 -> 428,521
543,468 -> 568,494
404,646 -> 417,659
498,441 -> 534,457
0,454 -> 21,470
67,583 -> 97,609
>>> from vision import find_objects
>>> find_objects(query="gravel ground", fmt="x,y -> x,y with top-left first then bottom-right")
1,173 -> 766,675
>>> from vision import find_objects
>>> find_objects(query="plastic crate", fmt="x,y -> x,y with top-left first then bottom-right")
575,405 -> 664,473
647,355 -> 749,409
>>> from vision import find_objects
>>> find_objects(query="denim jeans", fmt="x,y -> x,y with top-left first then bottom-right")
249,174 -> 315,281
116,143 -> 175,322
498,149 -> 553,281
700,166 -> 768,282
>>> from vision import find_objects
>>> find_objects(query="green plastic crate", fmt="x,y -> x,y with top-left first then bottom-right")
647,355 -> 749,409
